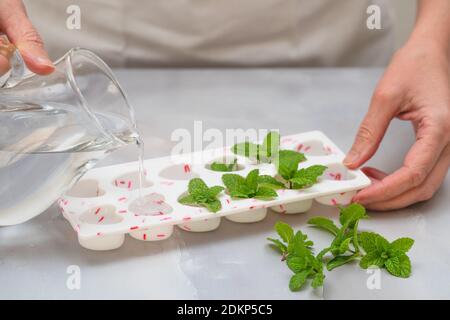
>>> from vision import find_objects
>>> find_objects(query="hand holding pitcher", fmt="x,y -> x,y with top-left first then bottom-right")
0,0 -> 53,76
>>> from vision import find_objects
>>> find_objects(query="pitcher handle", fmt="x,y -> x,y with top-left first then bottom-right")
0,34 -> 25,88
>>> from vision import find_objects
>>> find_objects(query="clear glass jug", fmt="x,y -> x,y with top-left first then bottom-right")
0,36 -> 138,225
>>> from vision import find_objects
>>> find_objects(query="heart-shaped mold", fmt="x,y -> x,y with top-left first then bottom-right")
315,190 -> 357,206
158,163 -> 198,180
270,199 -> 313,214
113,170 -> 153,191
293,140 -> 334,156
78,233 -> 125,251
66,179 -> 105,198
321,163 -> 357,181
129,224 -> 174,241
129,193 -> 173,216
79,205 -> 123,225
225,207 -> 267,223
178,217 -> 221,232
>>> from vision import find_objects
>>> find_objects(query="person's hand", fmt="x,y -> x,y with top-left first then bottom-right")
0,0 -> 54,76
344,40 -> 450,211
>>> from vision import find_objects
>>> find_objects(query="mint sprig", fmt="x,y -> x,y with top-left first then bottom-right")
267,222 -> 324,291
290,165 -> 328,189
359,232 -> 414,278
308,204 -> 414,276
308,204 -> 368,271
222,169 -> 280,200
269,204 -> 415,292
276,150 -> 306,180
210,159 -> 238,172
178,178 -> 224,213
275,150 -> 326,189
231,131 -> 280,163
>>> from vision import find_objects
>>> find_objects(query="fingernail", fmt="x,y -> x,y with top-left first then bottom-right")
343,150 -> 359,166
36,56 -> 54,67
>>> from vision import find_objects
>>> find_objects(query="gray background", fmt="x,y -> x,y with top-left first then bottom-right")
0,68 -> 448,299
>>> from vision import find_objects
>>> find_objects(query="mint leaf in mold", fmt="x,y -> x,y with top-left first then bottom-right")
231,131 -> 281,163
222,169 -> 279,201
210,159 -> 239,172
179,178 -> 224,213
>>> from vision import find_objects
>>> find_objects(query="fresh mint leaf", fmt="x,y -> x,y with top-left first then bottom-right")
276,150 -> 306,180
359,232 -> 390,255
178,195 -> 197,206
231,131 -> 281,163
210,159 -> 238,172
275,221 -> 294,244
222,170 -> 279,200
339,203 -> 368,228
359,251 -> 386,269
385,253 -> 411,278
308,217 -> 340,235
276,159 -> 326,190
291,165 -> 327,189
231,142 -> 259,159
306,254 -> 323,273
390,237 -> 414,253
267,238 -> 287,254
289,231 -> 312,257
261,131 -> 280,160
352,221 -> 361,254
311,272 -> 325,288
188,178 -> 209,198
287,256 -> 307,273
304,239 -> 314,248
254,186 -> 277,200
289,270 -> 310,291
329,230 -> 350,256
208,186 -> 225,198
245,169 -> 259,192
222,174 -> 246,193
229,190 -> 252,199
317,247 -> 331,260
179,178 -> 224,213
295,233 -> 314,248
338,238 -> 352,254
204,199 -> 222,213
257,175 -> 285,189
210,162 -> 230,172
327,254 -> 359,271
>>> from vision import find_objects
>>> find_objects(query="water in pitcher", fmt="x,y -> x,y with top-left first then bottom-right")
0,101 -> 145,224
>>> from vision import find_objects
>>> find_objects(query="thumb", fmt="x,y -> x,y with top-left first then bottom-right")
2,4 -> 54,75
343,90 -> 397,169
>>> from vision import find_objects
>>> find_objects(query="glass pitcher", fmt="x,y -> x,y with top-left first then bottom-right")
0,36 -> 139,226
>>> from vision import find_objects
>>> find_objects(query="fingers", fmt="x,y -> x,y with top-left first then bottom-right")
354,119 -> 446,204
343,89 -> 400,169
362,144 -> 450,211
0,54 -> 10,75
0,21 -> 13,76
0,0 -> 54,75
361,166 -> 388,180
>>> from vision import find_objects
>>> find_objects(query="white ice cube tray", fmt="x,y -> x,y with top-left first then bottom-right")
59,131 -> 371,250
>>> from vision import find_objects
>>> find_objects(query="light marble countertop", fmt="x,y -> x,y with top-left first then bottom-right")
1,68 -> 448,299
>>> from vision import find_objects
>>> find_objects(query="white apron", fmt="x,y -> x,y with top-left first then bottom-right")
24,0 -> 395,67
